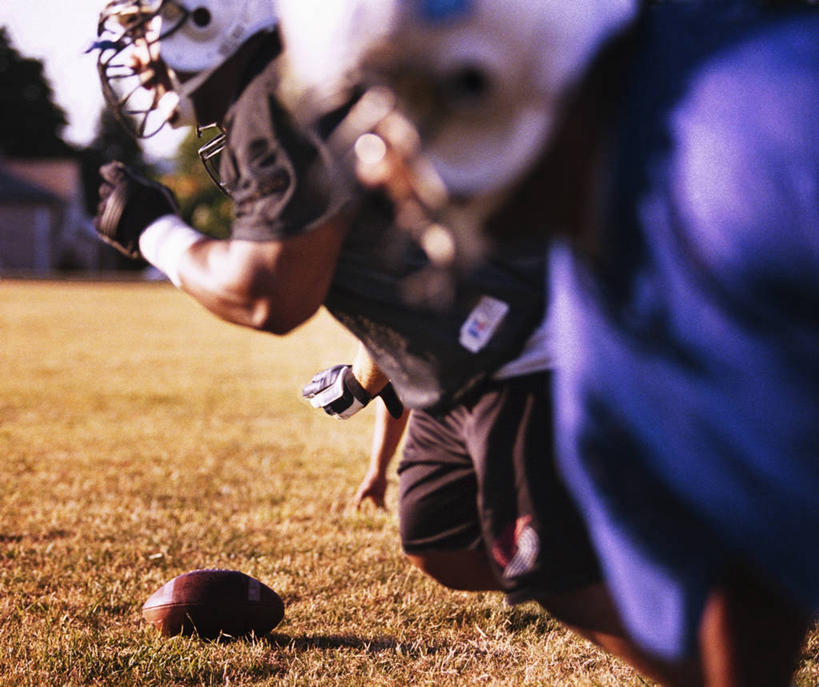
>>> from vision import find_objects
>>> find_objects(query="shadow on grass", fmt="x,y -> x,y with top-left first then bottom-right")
0,529 -> 71,543
505,606 -> 561,633
264,632 -> 447,657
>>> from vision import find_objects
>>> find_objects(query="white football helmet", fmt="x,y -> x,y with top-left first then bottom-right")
277,0 -> 638,199
94,0 -> 278,137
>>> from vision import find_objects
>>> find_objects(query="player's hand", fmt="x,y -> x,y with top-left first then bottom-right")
352,470 -> 388,510
302,364 -> 404,419
94,161 -> 179,259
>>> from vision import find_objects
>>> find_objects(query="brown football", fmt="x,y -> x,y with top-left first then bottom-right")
142,569 -> 284,639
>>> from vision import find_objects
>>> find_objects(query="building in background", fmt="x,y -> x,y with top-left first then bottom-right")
0,157 -> 117,273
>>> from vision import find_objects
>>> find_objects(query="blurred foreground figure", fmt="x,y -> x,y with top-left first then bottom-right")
548,5 -> 819,685
276,0 -> 637,271
89,3 -> 700,685
276,1 -> 819,685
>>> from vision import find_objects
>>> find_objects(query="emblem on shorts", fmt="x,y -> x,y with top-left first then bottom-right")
459,296 -> 509,353
491,516 -> 540,581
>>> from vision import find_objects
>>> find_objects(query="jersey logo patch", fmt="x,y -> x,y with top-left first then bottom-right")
459,296 -> 509,353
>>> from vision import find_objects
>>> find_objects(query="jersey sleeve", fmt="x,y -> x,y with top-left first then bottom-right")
220,62 -> 343,242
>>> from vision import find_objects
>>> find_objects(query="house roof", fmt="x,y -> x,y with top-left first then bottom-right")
0,165 -> 62,204
2,159 -> 80,202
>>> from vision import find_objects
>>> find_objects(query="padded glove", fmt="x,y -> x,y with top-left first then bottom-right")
94,161 -> 179,259
302,364 -> 404,419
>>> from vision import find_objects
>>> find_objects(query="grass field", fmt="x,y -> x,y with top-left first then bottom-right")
1,279 -> 816,687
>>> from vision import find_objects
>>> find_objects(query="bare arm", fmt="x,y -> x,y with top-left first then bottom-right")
350,343 -> 409,508
177,213 -> 349,335
353,399 -> 410,510
351,341 -> 391,395
93,162 -> 350,337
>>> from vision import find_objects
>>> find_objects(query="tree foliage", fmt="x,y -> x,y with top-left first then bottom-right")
0,27 -> 75,158
79,108 -> 152,216
161,128 -> 232,239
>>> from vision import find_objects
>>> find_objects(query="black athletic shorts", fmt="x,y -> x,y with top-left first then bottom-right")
398,371 -> 601,603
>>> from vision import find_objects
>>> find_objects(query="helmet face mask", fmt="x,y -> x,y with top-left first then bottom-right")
94,0 -> 277,138
95,0 -> 190,138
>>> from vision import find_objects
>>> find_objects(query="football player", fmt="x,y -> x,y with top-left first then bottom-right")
274,1 -> 819,686
88,2 -> 688,684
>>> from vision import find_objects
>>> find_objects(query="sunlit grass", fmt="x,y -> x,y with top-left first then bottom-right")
1,279 -> 816,686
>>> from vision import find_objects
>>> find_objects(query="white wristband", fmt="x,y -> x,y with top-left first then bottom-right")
139,215 -> 206,288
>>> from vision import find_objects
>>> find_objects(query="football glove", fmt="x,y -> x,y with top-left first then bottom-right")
302,364 -> 404,419
94,161 -> 179,259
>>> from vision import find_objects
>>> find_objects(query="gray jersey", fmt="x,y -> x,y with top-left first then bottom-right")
221,58 -> 547,414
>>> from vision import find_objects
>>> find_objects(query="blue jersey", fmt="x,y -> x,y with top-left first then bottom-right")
552,3 -> 819,659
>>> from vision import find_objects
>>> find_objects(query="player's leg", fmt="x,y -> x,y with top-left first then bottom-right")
468,372 -> 703,687
405,549 -> 500,592
397,407 -> 499,591
699,568 -> 809,687
536,582 -> 703,687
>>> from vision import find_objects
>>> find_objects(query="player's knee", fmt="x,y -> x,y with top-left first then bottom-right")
406,551 -> 467,590
536,582 -> 625,635
406,552 -> 450,586
405,550 -> 500,592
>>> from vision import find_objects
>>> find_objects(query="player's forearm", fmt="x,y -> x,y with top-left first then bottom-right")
142,214 -> 348,334
176,238 -> 273,329
139,218 -> 269,329
368,402 -> 410,476
351,344 -> 390,395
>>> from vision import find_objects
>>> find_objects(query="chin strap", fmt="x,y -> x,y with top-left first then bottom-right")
196,123 -> 230,195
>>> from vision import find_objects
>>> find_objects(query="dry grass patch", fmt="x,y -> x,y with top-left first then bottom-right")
1,279 -> 816,686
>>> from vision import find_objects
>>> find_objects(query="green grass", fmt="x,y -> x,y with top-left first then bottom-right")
0,280 -> 816,686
